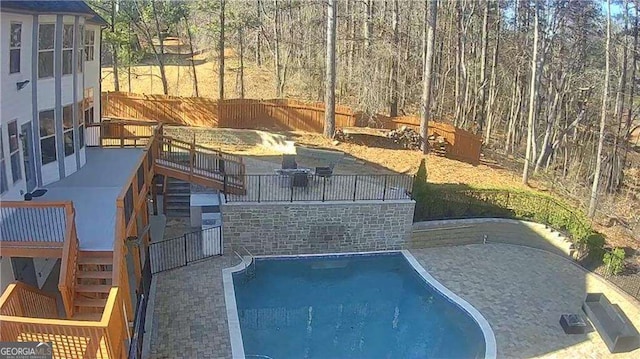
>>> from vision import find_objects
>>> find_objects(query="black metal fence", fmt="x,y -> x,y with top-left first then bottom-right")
128,247 -> 152,359
149,226 -> 222,274
225,174 -> 414,203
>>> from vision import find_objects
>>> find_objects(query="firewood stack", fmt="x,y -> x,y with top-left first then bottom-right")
386,126 -> 423,150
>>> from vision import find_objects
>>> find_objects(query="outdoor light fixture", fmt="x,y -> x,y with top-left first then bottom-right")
16,80 -> 30,91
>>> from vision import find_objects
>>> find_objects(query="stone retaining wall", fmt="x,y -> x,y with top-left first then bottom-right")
411,218 -> 575,258
222,200 -> 415,255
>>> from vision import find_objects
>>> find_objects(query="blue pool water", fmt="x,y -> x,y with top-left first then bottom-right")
232,253 -> 487,359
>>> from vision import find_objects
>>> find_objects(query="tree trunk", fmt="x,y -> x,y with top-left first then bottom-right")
324,0 -> 337,138
364,0 -> 373,52
390,0 -> 400,117
522,1 -> 540,185
273,0 -> 283,97
589,0 -> 611,218
256,0 -> 262,66
218,0 -> 226,99
478,0 -> 490,134
622,1 -> 638,171
184,15 -> 199,97
111,1 -> 120,92
151,0 -> 168,95
485,1 -> 500,145
237,27 -> 245,99
420,0 -> 438,154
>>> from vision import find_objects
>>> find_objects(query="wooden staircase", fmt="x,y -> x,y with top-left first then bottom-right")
70,251 -> 113,321
154,135 -> 246,195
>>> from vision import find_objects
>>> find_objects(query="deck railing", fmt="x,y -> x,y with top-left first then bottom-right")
86,119 -> 157,148
0,202 -> 69,246
224,174 -> 414,203
0,282 -> 59,319
156,135 -> 245,189
58,204 -> 79,318
0,288 -> 128,359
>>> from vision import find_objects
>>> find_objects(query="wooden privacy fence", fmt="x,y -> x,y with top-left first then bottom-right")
102,92 -> 482,164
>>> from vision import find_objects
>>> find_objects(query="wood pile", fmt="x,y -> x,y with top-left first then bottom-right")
386,126 -> 423,150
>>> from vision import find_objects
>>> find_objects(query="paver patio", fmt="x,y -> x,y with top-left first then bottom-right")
148,244 -> 640,358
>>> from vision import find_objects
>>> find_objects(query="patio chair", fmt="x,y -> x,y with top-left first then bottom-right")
292,172 -> 309,188
282,154 -> 298,169
315,166 -> 333,180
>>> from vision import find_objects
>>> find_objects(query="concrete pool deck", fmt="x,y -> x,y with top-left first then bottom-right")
147,244 -> 640,358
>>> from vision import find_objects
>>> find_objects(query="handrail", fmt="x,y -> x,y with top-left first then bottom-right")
0,282 -> 58,318
58,203 -> 79,318
0,288 -> 128,359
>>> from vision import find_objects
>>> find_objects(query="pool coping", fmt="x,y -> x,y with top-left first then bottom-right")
222,250 -> 497,359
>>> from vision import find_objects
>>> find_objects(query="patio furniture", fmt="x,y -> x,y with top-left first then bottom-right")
275,168 -> 312,188
292,172 -> 309,188
282,154 -> 297,169
315,166 -> 333,179
582,293 -> 640,353
560,314 -> 588,334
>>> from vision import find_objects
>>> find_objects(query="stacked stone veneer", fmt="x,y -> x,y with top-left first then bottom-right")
221,200 -> 415,255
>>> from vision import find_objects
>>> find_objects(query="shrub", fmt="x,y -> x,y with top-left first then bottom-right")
603,247 -> 626,275
585,232 -> 606,260
412,183 -> 599,247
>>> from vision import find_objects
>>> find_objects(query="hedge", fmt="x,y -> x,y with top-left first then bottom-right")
411,173 -> 602,252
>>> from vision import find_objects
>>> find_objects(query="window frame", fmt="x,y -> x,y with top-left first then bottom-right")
9,22 -> 22,74
62,105 -> 75,156
38,23 -> 55,79
7,120 -> 21,183
39,109 -> 57,165
78,102 -> 85,149
83,87 -> 95,125
62,24 -> 74,76
0,128 -> 8,194
84,28 -> 94,62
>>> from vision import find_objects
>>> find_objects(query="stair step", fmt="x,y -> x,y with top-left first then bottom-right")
76,284 -> 112,293
71,312 -> 102,321
75,297 -> 108,307
77,257 -> 112,265
77,271 -> 113,279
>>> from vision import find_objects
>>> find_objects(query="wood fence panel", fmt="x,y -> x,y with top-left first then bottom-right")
102,92 -> 480,163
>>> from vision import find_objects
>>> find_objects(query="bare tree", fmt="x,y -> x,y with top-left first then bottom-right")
589,0 -> 611,217
420,0 -> 438,154
218,0 -> 226,99
324,0 -> 337,138
522,1 -> 540,185
184,14 -> 199,97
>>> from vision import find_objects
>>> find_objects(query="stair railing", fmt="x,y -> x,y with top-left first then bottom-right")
58,203 -> 79,319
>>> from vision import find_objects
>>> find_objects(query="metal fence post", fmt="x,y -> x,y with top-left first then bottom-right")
258,175 -> 261,203
183,235 -> 188,266
353,175 -> 358,201
382,175 -> 388,201
290,180 -> 294,202
223,174 -> 228,196
322,177 -> 326,202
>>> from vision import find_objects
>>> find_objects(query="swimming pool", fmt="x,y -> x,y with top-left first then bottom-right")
224,251 -> 496,359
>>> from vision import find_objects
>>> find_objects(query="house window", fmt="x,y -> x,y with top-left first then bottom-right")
85,29 -> 94,61
83,88 -> 94,125
10,23 -> 21,74
77,103 -> 85,148
38,24 -> 55,78
8,120 -> 21,183
63,105 -> 75,156
62,24 -> 74,75
0,133 -> 7,194
78,25 -> 84,72
39,110 -> 56,164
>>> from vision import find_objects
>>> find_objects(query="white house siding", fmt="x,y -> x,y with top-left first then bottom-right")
0,11 -> 102,199
84,22 -> 101,124
0,12 -> 33,199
